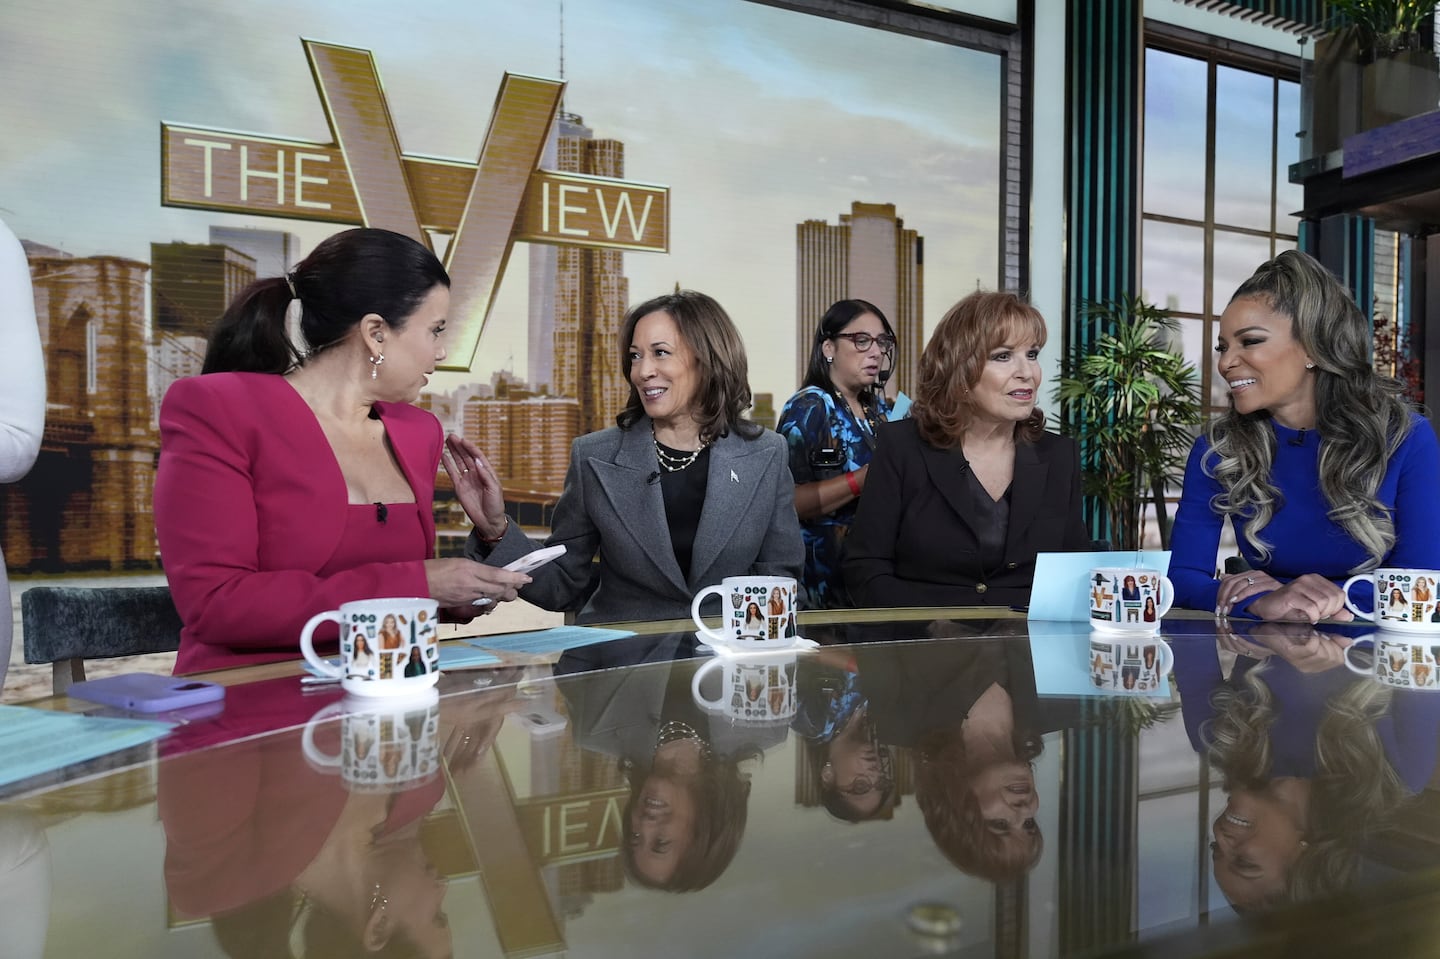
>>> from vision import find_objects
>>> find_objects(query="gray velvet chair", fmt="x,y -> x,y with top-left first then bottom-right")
21,586 -> 184,695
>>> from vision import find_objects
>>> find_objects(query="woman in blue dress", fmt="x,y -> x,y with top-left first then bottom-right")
1169,250 -> 1440,621
777,300 -> 901,608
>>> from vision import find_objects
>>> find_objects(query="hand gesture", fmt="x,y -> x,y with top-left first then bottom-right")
442,433 -> 508,539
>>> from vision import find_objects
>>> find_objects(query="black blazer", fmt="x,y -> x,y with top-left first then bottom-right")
843,419 -> 1090,608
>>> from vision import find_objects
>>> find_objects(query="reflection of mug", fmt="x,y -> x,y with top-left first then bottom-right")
1087,633 -> 1173,693
1343,568 -> 1440,632
301,597 -> 441,697
692,654 -> 798,723
1088,567 -> 1173,632
302,690 -> 442,792
1345,635 -> 1440,689
692,576 -> 798,645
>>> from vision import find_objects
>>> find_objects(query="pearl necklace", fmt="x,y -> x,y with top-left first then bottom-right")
653,430 -> 708,473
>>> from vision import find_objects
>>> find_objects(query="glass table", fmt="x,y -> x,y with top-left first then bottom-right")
4,608 -> 1440,958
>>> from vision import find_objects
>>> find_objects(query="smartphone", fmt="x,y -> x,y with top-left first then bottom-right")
68,673 -> 226,713
474,545 -> 567,605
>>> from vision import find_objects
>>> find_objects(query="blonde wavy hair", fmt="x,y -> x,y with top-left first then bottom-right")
1206,250 -> 1412,571
1204,661 -> 1407,906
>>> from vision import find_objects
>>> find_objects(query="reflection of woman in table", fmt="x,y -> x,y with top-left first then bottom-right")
859,632 -> 1045,881
793,658 -> 898,823
555,636 -> 763,892
1170,620 -> 1440,912
158,705 -> 463,958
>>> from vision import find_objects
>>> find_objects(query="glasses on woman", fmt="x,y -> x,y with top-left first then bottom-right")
833,332 -> 896,352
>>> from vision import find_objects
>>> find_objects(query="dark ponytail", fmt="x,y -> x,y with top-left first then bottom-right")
202,278 -> 297,374
202,228 -> 449,375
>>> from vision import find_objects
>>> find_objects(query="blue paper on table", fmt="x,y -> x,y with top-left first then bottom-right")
1027,550 -> 1171,622
0,705 -> 172,789
439,645 -> 502,668
1026,621 -> 1173,699
469,626 -> 636,655
303,644 -> 501,677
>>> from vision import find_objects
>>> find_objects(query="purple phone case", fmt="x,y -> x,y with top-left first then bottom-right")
67,673 -> 226,713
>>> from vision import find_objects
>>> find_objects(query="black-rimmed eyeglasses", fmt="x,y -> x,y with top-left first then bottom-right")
832,332 -> 896,352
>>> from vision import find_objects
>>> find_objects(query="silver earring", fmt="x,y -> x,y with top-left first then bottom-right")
1305,362 -> 1315,370
825,355 -> 833,365
369,353 -> 385,380
370,883 -> 387,915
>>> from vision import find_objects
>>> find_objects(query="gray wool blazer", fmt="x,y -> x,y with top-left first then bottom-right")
469,418 -> 803,624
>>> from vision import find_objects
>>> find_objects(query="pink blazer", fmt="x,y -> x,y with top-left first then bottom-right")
154,373 -> 441,674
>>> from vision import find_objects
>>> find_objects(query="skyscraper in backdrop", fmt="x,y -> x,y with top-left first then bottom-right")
529,111 -> 630,434
796,202 -> 923,398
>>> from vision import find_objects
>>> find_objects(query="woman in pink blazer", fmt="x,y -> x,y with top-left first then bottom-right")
154,229 -> 528,674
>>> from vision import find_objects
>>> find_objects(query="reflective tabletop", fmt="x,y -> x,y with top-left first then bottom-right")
6,609 -> 1440,958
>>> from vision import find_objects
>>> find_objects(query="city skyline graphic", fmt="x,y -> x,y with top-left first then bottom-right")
1,0 -> 1002,568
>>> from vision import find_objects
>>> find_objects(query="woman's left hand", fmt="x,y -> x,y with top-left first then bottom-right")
443,433 -> 508,539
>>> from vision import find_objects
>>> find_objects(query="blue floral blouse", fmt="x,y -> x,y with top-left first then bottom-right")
777,385 -> 900,609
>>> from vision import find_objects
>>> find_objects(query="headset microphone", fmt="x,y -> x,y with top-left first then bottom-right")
876,346 -> 895,387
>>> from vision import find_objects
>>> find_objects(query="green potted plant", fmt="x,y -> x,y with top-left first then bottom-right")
1054,297 -> 1202,552
1322,0 -> 1440,137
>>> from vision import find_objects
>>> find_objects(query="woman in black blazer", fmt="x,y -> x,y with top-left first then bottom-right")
844,291 -> 1089,608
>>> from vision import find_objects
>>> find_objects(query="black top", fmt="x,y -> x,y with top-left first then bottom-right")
657,443 -> 711,579
963,459 -> 1010,575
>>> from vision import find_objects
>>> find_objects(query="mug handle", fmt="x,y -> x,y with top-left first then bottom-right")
300,610 -> 346,680
1153,640 -> 1175,675
300,701 -> 345,769
691,658 -> 725,709
691,585 -> 728,642
1155,575 -> 1176,618
1343,639 -> 1374,676
1341,574 -> 1377,622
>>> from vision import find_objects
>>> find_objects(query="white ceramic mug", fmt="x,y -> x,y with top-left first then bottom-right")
1088,633 -> 1173,693
301,690 -> 442,792
691,654 -> 799,723
1342,568 -> 1440,632
1088,567 -> 1173,632
300,597 -> 441,698
691,576 -> 799,646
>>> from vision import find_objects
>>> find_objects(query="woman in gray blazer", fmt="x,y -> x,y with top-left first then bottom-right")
456,290 -> 803,623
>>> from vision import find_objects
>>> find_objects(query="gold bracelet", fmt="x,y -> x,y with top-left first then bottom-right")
478,515 -> 510,544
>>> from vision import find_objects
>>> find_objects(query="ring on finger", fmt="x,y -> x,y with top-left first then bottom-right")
1246,576 -> 1255,586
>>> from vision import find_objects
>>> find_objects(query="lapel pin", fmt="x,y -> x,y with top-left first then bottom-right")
730,469 -> 739,483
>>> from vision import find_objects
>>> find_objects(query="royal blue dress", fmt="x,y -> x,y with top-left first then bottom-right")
1169,413 -> 1440,617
